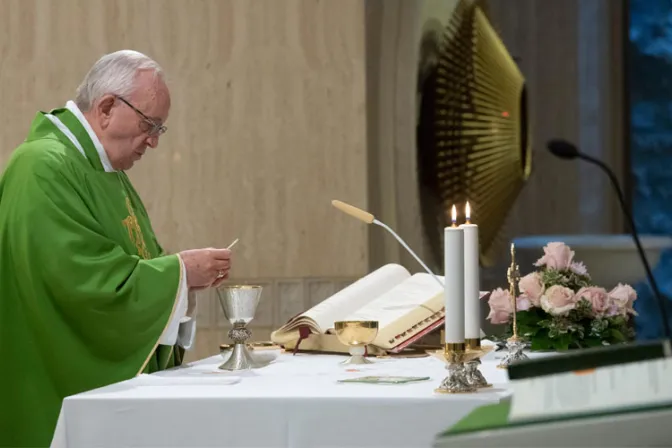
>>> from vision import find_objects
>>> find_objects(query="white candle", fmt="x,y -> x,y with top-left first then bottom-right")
459,202 -> 481,341
444,205 -> 465,344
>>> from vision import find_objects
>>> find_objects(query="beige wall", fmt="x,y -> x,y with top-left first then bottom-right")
365,0 -> 460,274
0,0 -> 369,361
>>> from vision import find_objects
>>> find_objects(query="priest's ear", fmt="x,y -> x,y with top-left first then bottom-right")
96,95 -> 117,129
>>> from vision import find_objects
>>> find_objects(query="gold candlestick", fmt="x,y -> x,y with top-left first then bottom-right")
497,243 -> 529,369
508,243 -> 520,341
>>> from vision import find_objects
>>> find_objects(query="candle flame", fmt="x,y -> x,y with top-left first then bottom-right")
465,201 -> 471,223
451,205 -> 457,226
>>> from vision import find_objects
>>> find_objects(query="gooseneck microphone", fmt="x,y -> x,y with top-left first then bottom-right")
547,139 -> 672,340
331,200 -> 445,288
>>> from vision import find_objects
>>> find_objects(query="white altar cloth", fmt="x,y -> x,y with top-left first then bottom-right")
51,350 -> 513,448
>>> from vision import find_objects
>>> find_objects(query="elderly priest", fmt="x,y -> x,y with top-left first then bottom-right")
0,50 -> 232,447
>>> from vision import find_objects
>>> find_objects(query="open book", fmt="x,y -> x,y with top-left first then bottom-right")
271,263 -> 485,353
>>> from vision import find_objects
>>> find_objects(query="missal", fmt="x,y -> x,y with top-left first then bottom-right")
270,263 -> 487,354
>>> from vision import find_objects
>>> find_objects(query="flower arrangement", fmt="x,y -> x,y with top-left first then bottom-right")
486,242 -> 637,351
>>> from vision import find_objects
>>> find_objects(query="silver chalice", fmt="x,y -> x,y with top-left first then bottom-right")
216,285 -> 263,371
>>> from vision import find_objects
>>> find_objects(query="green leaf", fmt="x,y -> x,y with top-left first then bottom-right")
608,315 -> 627,328
555,333 -> 573,350
518,324 -> 541,337
541,269 -> 570,289
610,329 -> 626,342
582,337 -> 604,348
516,310 -> 541,326
530,338 -> 552,351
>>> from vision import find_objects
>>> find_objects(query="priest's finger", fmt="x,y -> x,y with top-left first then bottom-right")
212,272 -> 229,288
211,260 -> 231,273
209,248 -> 231,260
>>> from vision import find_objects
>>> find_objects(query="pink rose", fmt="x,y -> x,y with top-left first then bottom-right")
605,304 -> 623,318
540,285 -> 577,316
608,283 -> 638,316
535,242 -> 575,270
516,295 -> 532,311
518,272 -> 544,306
570,261 -> 588,276
575,286 -> 609,317
487,288 -> 512,324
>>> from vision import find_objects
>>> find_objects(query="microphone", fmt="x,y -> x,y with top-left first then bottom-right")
331,200 -> 445,288
547,139 -> 672,340
547,139 -> 579,160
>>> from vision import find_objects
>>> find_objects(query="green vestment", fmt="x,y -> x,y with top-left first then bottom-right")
0,107 -> 186,447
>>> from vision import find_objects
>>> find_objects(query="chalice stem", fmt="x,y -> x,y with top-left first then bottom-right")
341,345 -> 371,365
219,322 -> 256,370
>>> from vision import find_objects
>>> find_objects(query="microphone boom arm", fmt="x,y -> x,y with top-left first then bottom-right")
373,219 -> 445,288
579,153 -> 672,339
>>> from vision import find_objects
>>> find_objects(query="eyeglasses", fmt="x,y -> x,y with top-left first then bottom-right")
115,95 -> 167,137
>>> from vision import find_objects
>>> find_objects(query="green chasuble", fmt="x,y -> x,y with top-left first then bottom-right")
0,107 -> 186,447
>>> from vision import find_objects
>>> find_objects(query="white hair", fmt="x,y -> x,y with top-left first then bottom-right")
74,50 -> 164,112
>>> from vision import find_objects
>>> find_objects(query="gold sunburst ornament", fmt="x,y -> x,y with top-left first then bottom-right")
417,0 -> 532,267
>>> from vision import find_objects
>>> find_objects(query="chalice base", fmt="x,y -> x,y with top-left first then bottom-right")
497,338 -> 529,369
219,342 -> 257,371
218,323 -> 259,371
340,354 -> 372,365
340,345 -> 372,365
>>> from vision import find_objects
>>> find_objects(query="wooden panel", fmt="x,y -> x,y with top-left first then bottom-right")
307,280 -> 337,307
276,280 -> 306,326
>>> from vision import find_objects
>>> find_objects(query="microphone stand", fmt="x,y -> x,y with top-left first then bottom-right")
373,219 -> 444,288
577,153 -> 672,340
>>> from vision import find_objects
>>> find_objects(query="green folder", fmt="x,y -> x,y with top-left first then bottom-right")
443,401 -> 512,435
439,400 -> 672,439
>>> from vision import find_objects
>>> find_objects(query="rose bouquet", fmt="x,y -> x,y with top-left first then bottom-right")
486,242 -> 637,351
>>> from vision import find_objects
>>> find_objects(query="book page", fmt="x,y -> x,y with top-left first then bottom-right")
509,356 -> 672,422
303,263 -> 411,332
343,273 -> 444,328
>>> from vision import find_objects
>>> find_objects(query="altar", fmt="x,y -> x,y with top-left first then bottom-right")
50,349 -> 513,448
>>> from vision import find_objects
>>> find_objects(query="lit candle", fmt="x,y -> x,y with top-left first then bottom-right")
444,205 -> 465,344
459,202 -> 481,348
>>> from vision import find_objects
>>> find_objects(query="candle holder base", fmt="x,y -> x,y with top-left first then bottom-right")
429,344 -> 480,394
497,337 -> 529,369
465,358 -> 491,388
465,342 -> 494,388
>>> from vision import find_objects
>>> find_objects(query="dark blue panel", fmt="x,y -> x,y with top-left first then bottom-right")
629,0 -> 672,339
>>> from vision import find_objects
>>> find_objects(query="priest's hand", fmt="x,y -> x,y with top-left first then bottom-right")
178,248 -> 232,288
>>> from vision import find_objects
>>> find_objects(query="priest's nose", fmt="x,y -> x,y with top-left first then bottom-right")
146,135 -> 159,149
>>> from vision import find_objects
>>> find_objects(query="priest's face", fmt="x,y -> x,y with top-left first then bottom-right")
95,70 -> 171,170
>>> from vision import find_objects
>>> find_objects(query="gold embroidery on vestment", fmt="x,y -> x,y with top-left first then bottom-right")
121,196 -> 151,259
